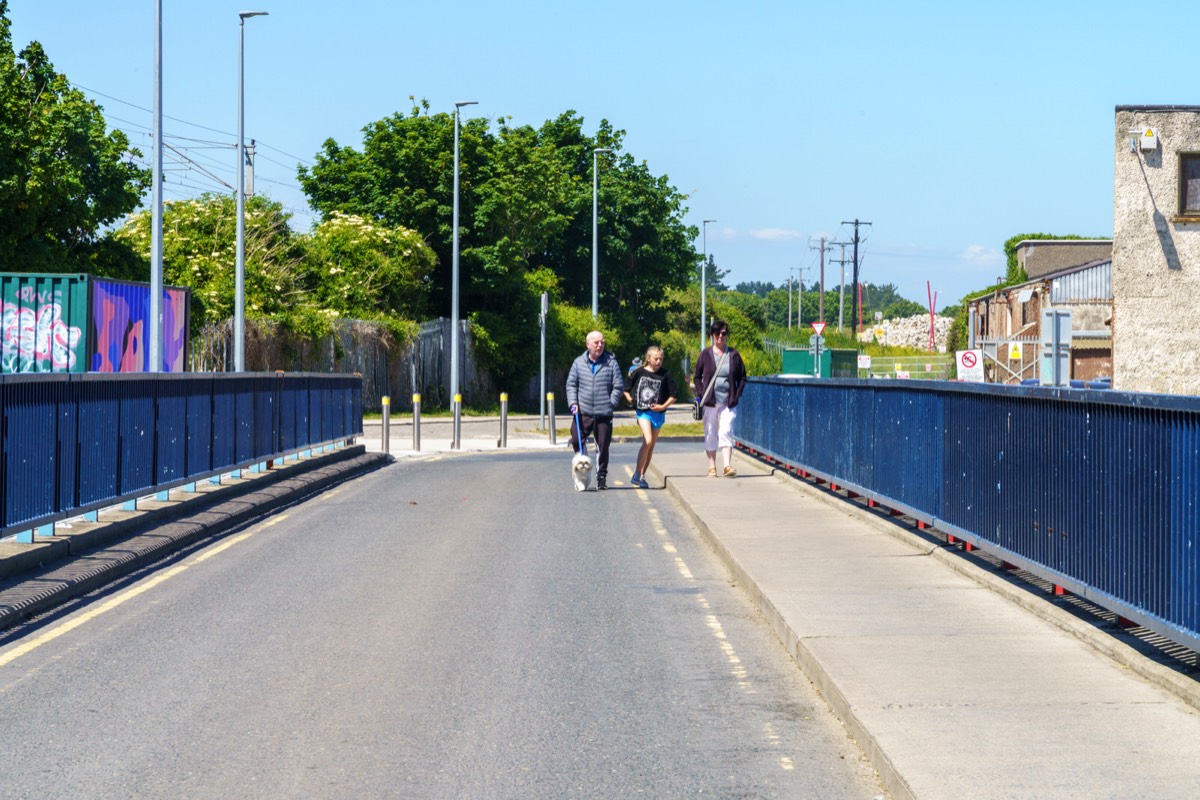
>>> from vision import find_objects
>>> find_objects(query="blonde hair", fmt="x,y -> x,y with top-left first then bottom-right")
642,345 -> 664,365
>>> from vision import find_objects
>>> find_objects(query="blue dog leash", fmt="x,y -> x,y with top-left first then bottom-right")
573,412 -> 588,455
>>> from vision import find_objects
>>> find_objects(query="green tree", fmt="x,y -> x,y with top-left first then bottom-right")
601,152 -> 696,328
0,1 -> 149,272
298,211 -> 437,321
720,290 -> 767,329
298,103 -> 697,396
699,254 -> 730,291
763,288 -> 790,328
734,280 -> 777,297
858,282 -> 925,321
112,194 -> 301,334
470,119 -> 574,313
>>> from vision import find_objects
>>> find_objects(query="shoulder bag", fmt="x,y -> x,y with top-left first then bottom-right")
692,351 -> 729,420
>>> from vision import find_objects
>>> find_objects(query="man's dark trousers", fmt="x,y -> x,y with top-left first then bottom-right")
571,413 -> 614,480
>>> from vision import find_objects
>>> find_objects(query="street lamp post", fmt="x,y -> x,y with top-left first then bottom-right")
450,100 -> 478,446
592,147 -> 612,318
150,0 -> 163,372
234,10 -> 267,373
701,219 -> 716,352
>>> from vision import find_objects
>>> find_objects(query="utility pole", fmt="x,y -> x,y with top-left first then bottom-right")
829,243 -> 851,332
792,266 -> 808,330
808,237 -> 827,322
840,219 -> 872,333
788,275 -> 793,330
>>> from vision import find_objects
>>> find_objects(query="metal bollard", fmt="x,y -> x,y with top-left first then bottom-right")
452,393 -> 462,450
412,393 -> 421,452
499,392 -> 508,448
547,392 -> 556,445
381,395 -> 391,455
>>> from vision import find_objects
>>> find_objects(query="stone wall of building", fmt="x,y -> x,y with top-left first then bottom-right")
1112,106 -> 1200,393
1016,240 -> 1112,279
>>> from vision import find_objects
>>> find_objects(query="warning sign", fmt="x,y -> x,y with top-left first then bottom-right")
1008,342 -> 1023,360
957,349 -> 984,382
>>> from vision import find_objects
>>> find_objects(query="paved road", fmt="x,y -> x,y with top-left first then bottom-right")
0,445 -> 885,799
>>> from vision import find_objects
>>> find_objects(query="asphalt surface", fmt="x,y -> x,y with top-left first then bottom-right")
0,447 -> 886,798
2,410 -> 1200,798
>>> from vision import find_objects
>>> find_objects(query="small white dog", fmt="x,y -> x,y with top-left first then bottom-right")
571,452 -> 594,491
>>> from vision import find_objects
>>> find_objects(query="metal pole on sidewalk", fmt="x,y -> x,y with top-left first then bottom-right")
452,394 -> 462,449
547,392 -> 556,445
539,291 -> 547,430
499,392 -> 508,448
412,393 -> 421,452
381,395 -> 391,455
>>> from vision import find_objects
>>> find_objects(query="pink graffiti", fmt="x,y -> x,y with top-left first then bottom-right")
1,301 -> 82,372
119,319 -> 144,372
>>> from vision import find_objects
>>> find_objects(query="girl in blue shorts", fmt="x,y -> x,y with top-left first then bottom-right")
623,346 -> 677,489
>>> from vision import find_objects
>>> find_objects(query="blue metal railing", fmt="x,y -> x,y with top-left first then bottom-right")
736,377 -> 1200,653
1,372 -> 362,539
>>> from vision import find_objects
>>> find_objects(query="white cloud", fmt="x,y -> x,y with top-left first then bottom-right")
749,228 -> 804,241
961,244 -> 1004,265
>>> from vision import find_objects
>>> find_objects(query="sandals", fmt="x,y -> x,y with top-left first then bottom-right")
707,467 -> 717,477
722,466 -> 737,478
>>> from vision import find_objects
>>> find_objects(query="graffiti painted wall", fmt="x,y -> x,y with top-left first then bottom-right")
0,274 -> 88,373
90,279 -> 190,372
0,274 -> 191,374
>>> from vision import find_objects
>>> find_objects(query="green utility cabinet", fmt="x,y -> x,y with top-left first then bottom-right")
781,348 -> 858,378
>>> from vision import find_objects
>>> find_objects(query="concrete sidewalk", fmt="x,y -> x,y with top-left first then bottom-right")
647,445 -> 1200,800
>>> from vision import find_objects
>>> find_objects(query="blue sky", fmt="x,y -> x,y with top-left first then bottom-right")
9,1 -> 1195,311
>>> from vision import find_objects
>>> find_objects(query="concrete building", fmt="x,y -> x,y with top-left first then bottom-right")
967,259 -> 1112,383
1112,106 -> 1200,393
1015,239 -> 1112,280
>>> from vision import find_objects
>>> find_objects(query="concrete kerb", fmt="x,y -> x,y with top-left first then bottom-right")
0,446 -> 389,633
647,457 -> 917,800
661,447 -> 1200,718
749,452 -> 1200,715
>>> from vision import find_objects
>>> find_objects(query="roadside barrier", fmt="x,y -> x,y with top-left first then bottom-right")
1,372 -> 362,543
736,376 -> 1200,653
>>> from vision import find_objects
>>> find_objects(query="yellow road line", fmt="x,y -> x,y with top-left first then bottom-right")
0,515 -> 287,668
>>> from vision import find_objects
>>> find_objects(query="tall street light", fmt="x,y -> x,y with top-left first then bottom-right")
450,100 -> 478,409
235,9 -> 267,373
701,219 -> 716,352
150,0 -> 163,372
592,147 -> 613,318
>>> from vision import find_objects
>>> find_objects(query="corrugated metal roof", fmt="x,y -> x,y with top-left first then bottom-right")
1050,260 -> 1111,303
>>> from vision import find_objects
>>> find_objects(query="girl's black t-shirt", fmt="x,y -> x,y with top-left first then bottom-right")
626,366 -> 676,411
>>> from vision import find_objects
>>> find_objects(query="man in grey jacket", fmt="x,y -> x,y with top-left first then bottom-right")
565,329 -> 624,490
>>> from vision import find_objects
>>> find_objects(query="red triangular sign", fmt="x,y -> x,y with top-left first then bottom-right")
811,322 -> 826,336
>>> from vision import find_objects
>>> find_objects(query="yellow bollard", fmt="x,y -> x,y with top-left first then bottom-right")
412,393 -> 421,452
381,395 -> 391,455
499,392 -> 508,448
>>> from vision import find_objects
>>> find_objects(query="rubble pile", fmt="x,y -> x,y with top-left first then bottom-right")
857,314 -> 954,352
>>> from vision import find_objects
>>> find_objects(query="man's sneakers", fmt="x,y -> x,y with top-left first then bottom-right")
597,476 -> 607,491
